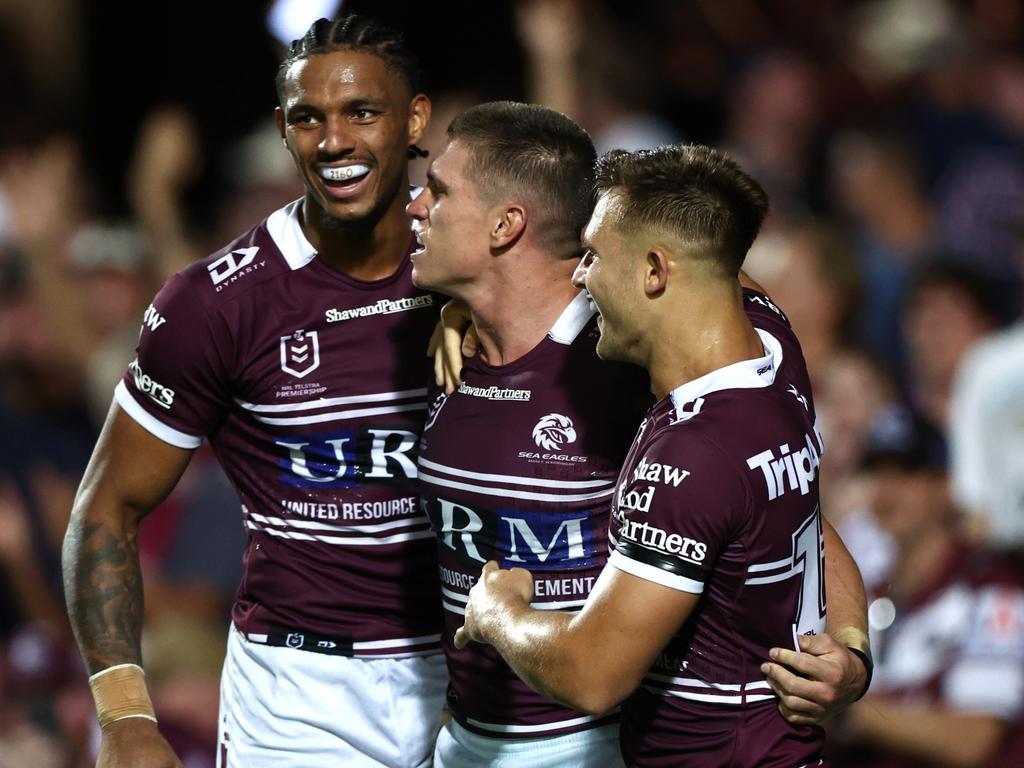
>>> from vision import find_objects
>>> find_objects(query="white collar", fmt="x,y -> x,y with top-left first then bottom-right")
669,328 -> 782,420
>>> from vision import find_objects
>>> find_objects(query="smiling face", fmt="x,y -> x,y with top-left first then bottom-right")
573,190 -> 645,364
406,140 -> 492,295
276,50 -> 428,228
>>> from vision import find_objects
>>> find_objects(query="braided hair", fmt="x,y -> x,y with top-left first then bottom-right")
275,15 -> 421,104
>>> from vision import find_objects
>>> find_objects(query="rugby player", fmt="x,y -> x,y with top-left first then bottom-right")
413,109 -> 869,766
63,16 -> 446,768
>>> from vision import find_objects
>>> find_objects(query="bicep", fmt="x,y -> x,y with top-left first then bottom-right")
73,400 -> 195,526
567,563 -> 700,707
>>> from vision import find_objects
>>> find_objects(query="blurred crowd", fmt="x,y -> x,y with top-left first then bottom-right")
1,0 -> 1023,766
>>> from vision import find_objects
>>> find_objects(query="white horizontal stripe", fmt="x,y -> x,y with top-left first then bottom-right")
236,388 -> 428,413
443,601 -> 465,615
642,685 -> 776,705
248,510 -> 429,534
465,712 -> 612,735
250,402 -> 426,426
115,382 -> 203,449
352,633 -> 441,650
419,471 -> 615,503
745,563 -> 802,585
419,457 -> 615,490
532,598 -> 588,610
747,556 -> 791,573
246,520 -> 434,546
356,648 -> 441,660
645,673 -> 773,693
244,633 -> 441,657
609,551 -> 704,594
441,588 -> 469,604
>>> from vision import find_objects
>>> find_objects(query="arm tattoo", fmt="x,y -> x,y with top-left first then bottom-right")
63,517 -> 144,674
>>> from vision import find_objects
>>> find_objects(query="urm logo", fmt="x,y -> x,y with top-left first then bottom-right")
277,426 -> 418,488
428,498 -> 595,570
532,413 -> 577,451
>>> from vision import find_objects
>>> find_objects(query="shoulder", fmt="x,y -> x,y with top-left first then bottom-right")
163,200 -> 306,312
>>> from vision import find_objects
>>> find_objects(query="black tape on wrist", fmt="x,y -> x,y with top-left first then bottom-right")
847,646 -> 874,700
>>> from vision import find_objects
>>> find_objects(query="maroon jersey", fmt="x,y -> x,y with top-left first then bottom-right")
418,293 -> 650,738
609,290 -> 827,767
840,542 -> 1024,768
116,200 -> 443,657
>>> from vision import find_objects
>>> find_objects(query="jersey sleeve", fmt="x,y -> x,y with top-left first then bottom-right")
114,270 -> 234,449
944,583 -> 1024,718
609,432 -> 748,594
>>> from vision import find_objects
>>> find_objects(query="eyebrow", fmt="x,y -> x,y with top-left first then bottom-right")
425,167 -> 446,191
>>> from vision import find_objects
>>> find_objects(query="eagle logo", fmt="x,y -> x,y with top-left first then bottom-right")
532,413 -> 577,451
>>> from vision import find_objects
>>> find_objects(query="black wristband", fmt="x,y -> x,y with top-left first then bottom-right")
847,646 -> 873,700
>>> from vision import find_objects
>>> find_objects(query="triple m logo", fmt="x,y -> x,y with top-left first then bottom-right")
429,498 -> 595,571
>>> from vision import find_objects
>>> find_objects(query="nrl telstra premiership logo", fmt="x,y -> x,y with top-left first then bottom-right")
280,329 -> 320,378
532,413 -> 577,451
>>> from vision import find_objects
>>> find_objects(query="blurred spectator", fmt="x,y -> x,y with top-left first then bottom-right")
744,220 -> 862,384
901,260 -> 999,431
816,352 -> 900,592
828,131 -> 936,370
836,407 -> 1024,768
516,0 -> 681,153
949,244 -> 1024,551
724,51 -> 823,225
67,222 -> 157,428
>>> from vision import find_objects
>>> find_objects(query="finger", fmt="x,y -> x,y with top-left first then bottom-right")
462,326 -> 480,358
770,684 -> 827,719
769,646 -> 832,680
796,632 -> 841,654
481,560 -> 500,576
427,320 -> 442,357
434,343 -> 446,388
761,662 -> 825,703
453,626 -> 468,650
778,706 -> 819,727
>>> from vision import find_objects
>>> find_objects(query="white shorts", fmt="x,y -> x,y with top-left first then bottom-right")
434,719 -> 624,768
217,625 -> 448,767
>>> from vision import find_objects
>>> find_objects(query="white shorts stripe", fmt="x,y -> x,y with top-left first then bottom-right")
464,711 -> 615,735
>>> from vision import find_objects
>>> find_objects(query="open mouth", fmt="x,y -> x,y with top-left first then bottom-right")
410,224 -> 426,256
318,164 -> 372,197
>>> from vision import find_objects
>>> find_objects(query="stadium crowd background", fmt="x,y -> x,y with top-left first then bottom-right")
1,0 -> 1022,765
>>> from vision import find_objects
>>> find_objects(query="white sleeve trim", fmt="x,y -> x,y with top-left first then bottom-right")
115,381 -> 204,449
609,550 -> 705,594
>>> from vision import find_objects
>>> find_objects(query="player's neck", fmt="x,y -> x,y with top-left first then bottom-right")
647,282 -> 765,400
466,260 -> 579,366
300,194 -> 412,281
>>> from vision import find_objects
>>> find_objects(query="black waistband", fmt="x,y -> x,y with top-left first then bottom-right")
264,625 -> 355,656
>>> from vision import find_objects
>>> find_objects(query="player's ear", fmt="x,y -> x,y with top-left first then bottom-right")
275,107 -> 287,147
491,204 -> 526,250
407,94 -> 431,147
644,246 -> 670,297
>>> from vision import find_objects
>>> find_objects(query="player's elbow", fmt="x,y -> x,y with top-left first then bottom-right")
552,673 -> 636,717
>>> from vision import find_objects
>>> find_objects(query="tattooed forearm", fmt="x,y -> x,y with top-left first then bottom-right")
63,516 -> 144,675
